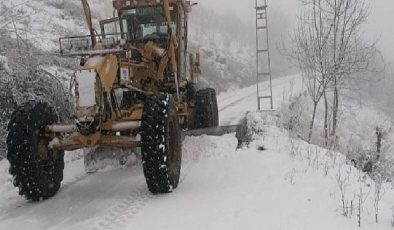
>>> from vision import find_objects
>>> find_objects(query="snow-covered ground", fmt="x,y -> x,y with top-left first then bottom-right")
1,75 -> 393,230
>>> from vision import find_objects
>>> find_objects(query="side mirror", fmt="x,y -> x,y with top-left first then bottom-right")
80,57 -> 87,67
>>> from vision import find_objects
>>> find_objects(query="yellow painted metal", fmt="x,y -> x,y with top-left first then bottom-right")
163,0 -> 178,74
143,41 -> 169,81
163,0 -> 180,101
83,54 -> 119,93
53,133 -> 141,151
81,0 -> 96,47
124,105 -> 143,120
51,0 -> 201,152
78,132 -> 102,147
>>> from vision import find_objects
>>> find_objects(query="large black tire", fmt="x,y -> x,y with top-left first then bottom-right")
120,91 -> 137,110
7,101 -> 64,201
194,88 -> 219,129
141,94 -> 182,194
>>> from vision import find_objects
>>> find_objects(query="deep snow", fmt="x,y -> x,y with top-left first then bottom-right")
0,75 -> 393,230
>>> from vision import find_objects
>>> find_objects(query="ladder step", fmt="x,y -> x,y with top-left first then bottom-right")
256,13 -> 266,19
256,5 -> 267,11
259,96 -> 272,99
257,26 -> 267,30
258,72 -> 270,76
257,49 -> 269,53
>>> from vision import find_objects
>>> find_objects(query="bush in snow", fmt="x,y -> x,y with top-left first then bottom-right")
0,33 -> 73,158
277,91 -> 311,140
236,111 -> 278,149
0,56 -> 12,75
0,57 -> 17,160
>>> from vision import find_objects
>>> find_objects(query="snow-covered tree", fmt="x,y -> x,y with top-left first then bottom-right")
288,0 -> 380,145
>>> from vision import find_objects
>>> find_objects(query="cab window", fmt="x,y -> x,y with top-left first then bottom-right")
120,5 -> 177,43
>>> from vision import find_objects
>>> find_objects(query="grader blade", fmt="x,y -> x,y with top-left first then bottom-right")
84,147 -> 139,173
183,125 -> 238,137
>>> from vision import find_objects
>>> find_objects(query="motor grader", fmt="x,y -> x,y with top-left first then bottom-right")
6,0 -> 219,201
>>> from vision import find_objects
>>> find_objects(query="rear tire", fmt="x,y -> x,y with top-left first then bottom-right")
141,94 -> 182,194
194,88 -> 219,129
7,101 -> 64,201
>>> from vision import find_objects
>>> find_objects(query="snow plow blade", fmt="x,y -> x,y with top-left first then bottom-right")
85,126 -> 239,173
183,125 -> 238,137
84,147 -> 139,173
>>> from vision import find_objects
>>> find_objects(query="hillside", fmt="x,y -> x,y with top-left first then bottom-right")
0,0 -> 293,92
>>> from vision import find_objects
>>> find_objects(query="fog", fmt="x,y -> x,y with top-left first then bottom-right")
196,0 -> 394,64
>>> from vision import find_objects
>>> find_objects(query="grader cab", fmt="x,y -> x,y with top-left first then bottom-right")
6,0 -> 219,201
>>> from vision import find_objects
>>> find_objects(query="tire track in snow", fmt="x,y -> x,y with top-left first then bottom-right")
60,172 -> 91,192
218,85 -> 271,126
218,91 -> 256,113
219,75 -> 299,121
89,159 -> 197,230
0,159 -> 90,215
219,91 -> 258,126
90,186 -> 151,230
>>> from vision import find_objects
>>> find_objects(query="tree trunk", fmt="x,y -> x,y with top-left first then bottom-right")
331,78 -> 339,137
308,102 -> 318,143
376,127 -> 382,154
323,90 -> 329,146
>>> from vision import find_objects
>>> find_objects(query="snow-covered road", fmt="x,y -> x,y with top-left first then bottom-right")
219,75 -> 302,125
1,75 -> 392,230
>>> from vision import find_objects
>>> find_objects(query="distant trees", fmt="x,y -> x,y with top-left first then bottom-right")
288,0 -> 381,146
288,0 -> 332,142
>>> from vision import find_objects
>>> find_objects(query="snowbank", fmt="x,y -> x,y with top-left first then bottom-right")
278,84 -> 394,169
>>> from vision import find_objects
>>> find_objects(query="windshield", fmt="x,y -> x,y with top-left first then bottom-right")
120,6 -> 177,43
99,18 -> 122,48
102,21 -> 119,35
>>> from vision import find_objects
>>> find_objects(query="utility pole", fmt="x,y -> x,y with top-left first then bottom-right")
255,0 -> 273,110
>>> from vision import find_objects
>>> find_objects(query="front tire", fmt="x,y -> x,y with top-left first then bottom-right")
141,94 -> 182,194
7,101 -> 64,201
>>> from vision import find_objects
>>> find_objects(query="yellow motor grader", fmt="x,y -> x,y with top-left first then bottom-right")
6,0 -> 219,201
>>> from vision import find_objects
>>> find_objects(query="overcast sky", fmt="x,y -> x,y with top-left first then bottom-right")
196,0 -> 394,64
